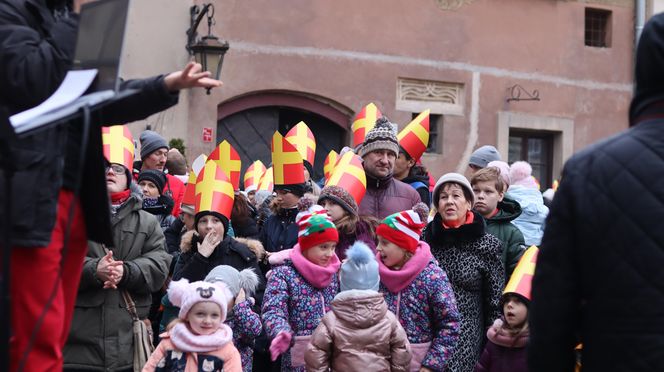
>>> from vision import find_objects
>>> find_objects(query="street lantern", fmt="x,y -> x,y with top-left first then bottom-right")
186,3 -> 229,94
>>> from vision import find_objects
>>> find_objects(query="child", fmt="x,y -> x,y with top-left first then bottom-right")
261,205 -> 341,372
471,166 -> 526,281
205,266 -> 263,372
143,279 -> 241,372
475,246 -> 538,372
507,161 -> 549,246
305,241 -> 412,371
318,185 -> 378,260
376,207 -> 461,372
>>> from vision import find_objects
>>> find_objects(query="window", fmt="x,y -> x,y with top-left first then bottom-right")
508,130 -> 554,190
585,8 -> 612,48
416,113 -> 442,154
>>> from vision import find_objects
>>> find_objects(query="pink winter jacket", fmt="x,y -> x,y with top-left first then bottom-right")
305,289 -> 412,371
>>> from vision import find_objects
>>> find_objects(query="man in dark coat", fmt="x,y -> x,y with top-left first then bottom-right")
0,0 -> 221,370
358,117 -> 421,219
528,13 -> 664,372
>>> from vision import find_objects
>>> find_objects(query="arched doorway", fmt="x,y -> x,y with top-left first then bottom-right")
217,92 -> 351,186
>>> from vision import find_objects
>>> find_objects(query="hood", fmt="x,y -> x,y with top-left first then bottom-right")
402,173 -> 429,185
506,187 -> 548,215
331,290 -> 387,329
487,197 -> 522,223
630,13 -> 664,126
235,237 -> 266,261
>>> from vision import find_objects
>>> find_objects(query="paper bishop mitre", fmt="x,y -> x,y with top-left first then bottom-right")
325,151 -> 367,206
195,160 -> 235,220
244,160 -> 267,192
285,121 -> 316,167
208,140 -> 242,191
323,150 -> 339,181
397,109 -> 430,162
271,132 -> 305,186
503,245 -> 539,301
352,103 -> 382,147
102,125 -> 134,171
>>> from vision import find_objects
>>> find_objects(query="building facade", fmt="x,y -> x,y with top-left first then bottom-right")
122,0 -> 649,188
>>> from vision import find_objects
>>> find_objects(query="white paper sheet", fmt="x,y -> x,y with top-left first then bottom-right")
10,69 -> 98,130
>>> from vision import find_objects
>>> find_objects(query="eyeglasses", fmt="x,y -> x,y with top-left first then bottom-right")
106,164 -> 125,174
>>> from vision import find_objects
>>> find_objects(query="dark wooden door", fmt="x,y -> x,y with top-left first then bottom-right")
218,106 -> 346,187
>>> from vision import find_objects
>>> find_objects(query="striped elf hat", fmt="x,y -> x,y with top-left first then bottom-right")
296,205 -> 339,251
376,210 -> 426,253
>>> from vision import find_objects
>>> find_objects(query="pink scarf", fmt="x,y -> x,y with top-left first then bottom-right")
169,322 -> 234,353
486,319 -> 529,348
377,241 -> 433,293
289,244 -> 341,289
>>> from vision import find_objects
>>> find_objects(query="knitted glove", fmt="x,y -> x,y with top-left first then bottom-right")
269,331 -> 292,361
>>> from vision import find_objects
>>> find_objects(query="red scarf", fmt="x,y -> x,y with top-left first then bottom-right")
442,211 -> 474,229
110,189 -> 131,206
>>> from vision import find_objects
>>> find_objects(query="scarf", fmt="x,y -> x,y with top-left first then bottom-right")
486,319 -> 529,348
169,322 -> 234,353
377,241 -> 433,293
289,244 -> 341,289
442,211 -> 474,229
110,189 -> 131,206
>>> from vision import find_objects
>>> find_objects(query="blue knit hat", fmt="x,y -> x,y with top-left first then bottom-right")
339,241 -> 379,291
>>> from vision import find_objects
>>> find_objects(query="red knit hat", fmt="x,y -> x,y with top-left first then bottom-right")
376,210 -> 426,253
296,205 -> 339,251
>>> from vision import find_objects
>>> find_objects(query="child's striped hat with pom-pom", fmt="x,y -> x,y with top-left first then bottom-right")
296,204 -> 339,251
376,208 -> 427,253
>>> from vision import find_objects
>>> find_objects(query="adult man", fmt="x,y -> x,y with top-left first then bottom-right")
0,0 -> 221,370
528,14 -> 664,371
358,117 -> 421,219
468,145 -> 501,174
394,150 -> 431,207
134,130 -> 186,217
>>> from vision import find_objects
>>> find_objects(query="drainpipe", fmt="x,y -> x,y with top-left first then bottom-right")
635,0 -> 646,48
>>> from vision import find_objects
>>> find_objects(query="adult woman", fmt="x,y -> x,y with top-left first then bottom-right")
64,158 -> 171,371
422,173 -> 504,372
137,169 -> 176,231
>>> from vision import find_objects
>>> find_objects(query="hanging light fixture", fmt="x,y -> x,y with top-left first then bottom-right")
186,3 -> 229,94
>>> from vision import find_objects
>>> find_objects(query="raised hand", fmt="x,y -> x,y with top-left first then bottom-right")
163,62 -> 223,92
197,230 -> 220,258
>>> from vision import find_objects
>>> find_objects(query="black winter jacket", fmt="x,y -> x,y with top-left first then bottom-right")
0,0 -> 178,247
172,230 -> 266,305
530,14 -> 664,372
259,206 -> 299,253
529,119 -> 664,372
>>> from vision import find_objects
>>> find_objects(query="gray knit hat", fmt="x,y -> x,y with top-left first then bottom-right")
433,172 -> 475,205
340,241 -> 379,292
205,265 -> 260,298
139,130 -> 169,159
469,145 -> 501,169
359,117 -> 399,157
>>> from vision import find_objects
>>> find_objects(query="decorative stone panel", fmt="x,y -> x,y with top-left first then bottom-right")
396,77 -> 464,116
434,0 -> 476,11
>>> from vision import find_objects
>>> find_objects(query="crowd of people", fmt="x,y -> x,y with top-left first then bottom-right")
5,1 -> 664,372
51,111 -> 549,372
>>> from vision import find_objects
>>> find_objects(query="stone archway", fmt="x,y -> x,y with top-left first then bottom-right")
217,91 -> 352,184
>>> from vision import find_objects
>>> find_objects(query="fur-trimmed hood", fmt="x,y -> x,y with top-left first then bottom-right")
179,230 -> 265,261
